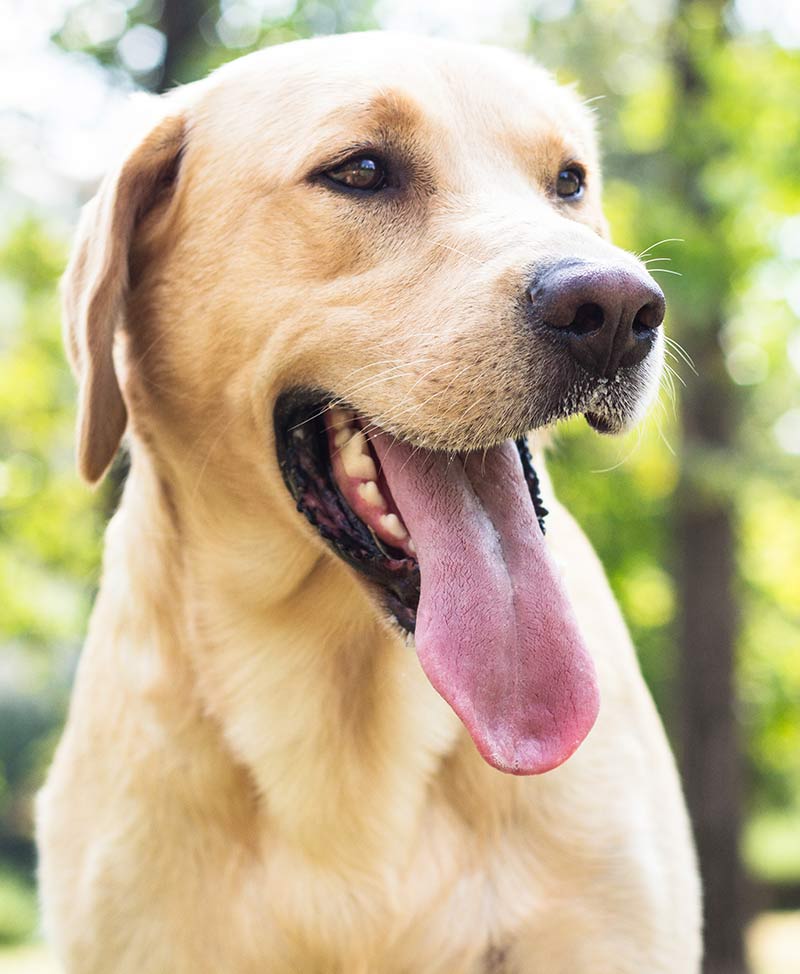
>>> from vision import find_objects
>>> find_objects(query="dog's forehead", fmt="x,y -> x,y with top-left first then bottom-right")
190,33 -> 597,178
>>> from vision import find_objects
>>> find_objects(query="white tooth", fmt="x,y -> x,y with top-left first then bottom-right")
380,513 -> 408,541
357,481 -> 387,510
334,427 -> 353,448
329,408 -> 354,431
407,539 -> 417,554
341,431 -> 377,480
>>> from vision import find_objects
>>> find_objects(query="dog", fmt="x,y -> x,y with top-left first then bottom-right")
37,31 -> 701,973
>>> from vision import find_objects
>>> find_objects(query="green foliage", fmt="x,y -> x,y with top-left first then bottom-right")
0,218 -> 101,917
744,811 -> 800,885
0,220 -> 102,647
0,868 -> 37,946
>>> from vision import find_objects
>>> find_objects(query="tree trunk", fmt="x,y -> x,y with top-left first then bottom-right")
676,345 -> 749,974
671,4 -> 750,971
159,0 -> 210,91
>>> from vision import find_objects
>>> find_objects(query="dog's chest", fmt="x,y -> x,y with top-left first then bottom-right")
239,812 -> 537,974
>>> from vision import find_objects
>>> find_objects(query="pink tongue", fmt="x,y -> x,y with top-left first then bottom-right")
370,435 -> 599,775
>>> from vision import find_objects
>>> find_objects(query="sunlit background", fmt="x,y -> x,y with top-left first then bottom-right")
1,1 -> 799,972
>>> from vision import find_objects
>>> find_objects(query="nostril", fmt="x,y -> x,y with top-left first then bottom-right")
569,303 -> 605,336
632,300 -> 664,336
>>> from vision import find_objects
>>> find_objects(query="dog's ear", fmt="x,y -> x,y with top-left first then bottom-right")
62,112 -> 186,484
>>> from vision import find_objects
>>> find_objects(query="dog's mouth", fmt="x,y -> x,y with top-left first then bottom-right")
274,391 -> 600,775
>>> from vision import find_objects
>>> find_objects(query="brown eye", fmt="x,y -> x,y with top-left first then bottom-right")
556,167 -> 584,199
326,155 -> 387,191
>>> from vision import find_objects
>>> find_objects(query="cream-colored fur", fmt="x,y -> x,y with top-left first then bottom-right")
37,32 -> 702,973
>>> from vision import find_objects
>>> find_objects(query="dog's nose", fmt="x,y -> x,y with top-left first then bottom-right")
529,261 -> 665,377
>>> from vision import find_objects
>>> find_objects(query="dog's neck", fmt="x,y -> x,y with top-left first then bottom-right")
107,447 -> 466,868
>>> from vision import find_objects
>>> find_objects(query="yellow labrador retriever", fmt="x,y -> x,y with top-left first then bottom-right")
37,32 -> 701,974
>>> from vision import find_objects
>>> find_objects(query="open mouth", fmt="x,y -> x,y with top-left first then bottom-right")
274,390 -> 599,775
274,391 -> 548,633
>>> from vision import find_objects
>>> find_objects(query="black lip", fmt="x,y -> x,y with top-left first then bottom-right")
274,390 -> 548,634
585,411 -> 618,434
274,391 -> 420,632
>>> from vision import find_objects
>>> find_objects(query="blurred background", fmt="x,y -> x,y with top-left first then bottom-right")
1,0 -> 798,972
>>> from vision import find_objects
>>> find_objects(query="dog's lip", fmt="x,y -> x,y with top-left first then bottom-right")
585,411 -> 617,434
274,390 -> 421,632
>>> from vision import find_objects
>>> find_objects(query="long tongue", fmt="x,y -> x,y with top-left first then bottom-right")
370,435 -> 599,775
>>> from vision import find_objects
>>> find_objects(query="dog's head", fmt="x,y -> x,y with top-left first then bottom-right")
63,33 -> 664,775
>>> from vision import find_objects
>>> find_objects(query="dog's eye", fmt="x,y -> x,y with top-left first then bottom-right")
556,167 -> 584,199
326,155 -> 387,192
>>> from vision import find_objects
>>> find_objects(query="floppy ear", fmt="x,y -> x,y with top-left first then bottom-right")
62,112 -> 186,484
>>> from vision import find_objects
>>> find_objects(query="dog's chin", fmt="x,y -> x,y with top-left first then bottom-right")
582,381 -> 657,435
583,342 -> 664,435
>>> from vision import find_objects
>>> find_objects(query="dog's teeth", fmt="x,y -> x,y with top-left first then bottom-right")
379,513 -> 408,541
357,480 -> 387,510
334,427 -> 353,448
329,408 -> 354,431
341,430 -> 377,480
407,538 -> 417,554
331,409 -> 356,448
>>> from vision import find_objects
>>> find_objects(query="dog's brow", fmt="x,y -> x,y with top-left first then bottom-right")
312,90 -> 428,156
352,90 -> 428,136
515,129 -> 589,184
304,90 -> 432,179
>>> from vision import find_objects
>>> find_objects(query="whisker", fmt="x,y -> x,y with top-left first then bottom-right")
357,362 -> 462,441
429,239 -> 483,267
288,364 -> 430,431
663,349 -> 691,383
190,412 -> 241,502
663,361 -> 687,388
590,427 -> 644,474
652,404 -> 676,456
635,237 -> 685,261
659,372 -> 679,422
664,335 -> 698,374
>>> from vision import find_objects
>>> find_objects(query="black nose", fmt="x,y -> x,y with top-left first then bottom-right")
528,260 -> 665,377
